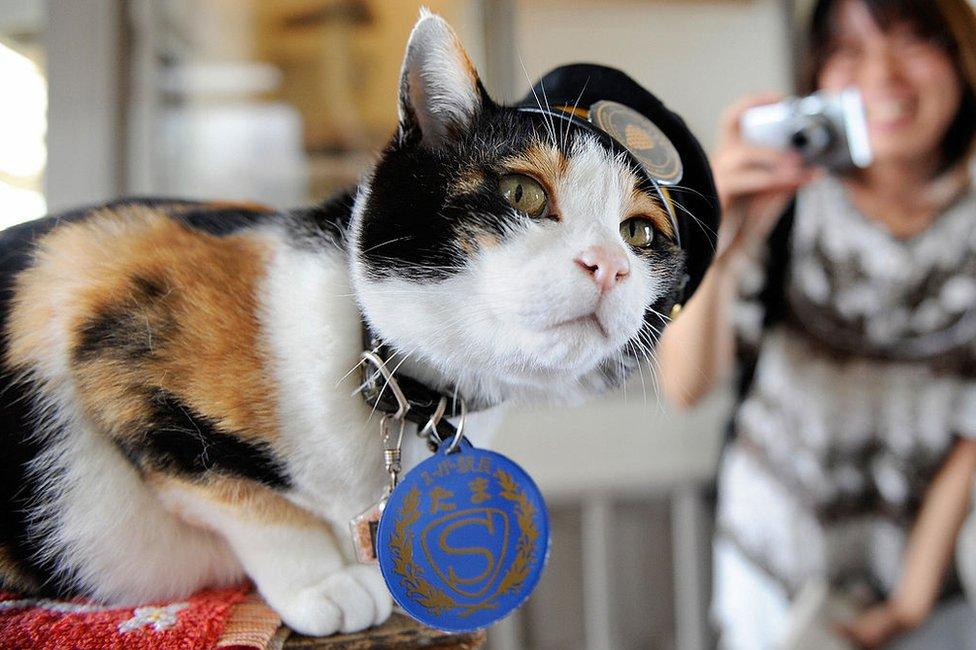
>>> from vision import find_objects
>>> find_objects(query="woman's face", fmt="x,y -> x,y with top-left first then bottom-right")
817,0 -> 963,167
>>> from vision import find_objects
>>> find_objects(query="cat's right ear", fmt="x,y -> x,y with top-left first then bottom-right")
397,11 -> 488,149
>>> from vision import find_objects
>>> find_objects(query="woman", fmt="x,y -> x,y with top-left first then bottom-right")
658,0 -> 976,647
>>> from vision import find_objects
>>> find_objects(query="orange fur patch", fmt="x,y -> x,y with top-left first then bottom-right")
6,205 -> 279,445
448,28 -> 479,88
457,229 -> 501,255
186,200 -> 275,214
501,142 -> 568,218
627,185 -> 674,240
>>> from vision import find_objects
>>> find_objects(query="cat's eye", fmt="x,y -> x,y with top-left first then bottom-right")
620,217 -> 656,249
499,174 -> 548,218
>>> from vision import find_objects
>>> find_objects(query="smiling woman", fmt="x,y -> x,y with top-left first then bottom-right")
658,0 -> 976,647
804,0 -> 976,176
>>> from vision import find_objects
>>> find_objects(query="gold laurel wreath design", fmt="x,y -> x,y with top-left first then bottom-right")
489,468 -> 538,602
389,469 -> 541,618
389,485 -> 457,615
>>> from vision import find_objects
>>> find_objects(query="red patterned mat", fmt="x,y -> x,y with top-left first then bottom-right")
0,586 -> 283,650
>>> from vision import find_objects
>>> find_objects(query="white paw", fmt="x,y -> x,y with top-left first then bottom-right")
274,565 -> 393,636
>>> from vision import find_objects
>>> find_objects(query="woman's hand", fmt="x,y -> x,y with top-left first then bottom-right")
836,601 -> 916,649
712,92 -> 820,265
837,438 -> 976,647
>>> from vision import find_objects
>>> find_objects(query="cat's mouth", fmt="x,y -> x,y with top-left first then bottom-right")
550,313 -> 609,340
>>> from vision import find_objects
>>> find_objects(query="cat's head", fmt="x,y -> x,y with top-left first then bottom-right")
349,12 -> 718,403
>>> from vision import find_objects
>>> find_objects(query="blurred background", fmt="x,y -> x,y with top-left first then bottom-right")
0,1 -> 826,648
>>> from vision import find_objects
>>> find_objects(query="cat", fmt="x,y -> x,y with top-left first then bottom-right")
0,11 -> 716,636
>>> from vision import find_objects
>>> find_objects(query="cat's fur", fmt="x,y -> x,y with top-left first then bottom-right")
0,13 -> 689,635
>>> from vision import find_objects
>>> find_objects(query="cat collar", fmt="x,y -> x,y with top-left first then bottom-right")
358,329 -> 473,443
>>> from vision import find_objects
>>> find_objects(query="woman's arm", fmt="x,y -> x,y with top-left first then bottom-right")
841,438 -> 976,648
658,93 -> 816,408
657,253 -> 742,408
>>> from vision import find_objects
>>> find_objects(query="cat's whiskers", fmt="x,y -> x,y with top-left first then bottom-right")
647,349 -> 666,414
645,306 -> 671,328
537,76 -> 561,149
360,235 -> 416,255
363,255 -> 466,277
336,299 -> 480,392
518,55 -> 558,146
561,79 -> 590,151
633,342 -> 648,407
617,348 -> 629,404
665,193 -> 718,253
634,325 -> 666,412
335,357 -> 366,390
354,308 -> 484,402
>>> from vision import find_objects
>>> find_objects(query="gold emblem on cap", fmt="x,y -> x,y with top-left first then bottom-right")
624,123 -> 655,151
590,100 -> 683,185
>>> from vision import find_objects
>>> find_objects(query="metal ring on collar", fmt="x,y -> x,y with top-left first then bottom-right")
418,396 -> 448,441
360,350 -> 410,421
444,399 -> 467,454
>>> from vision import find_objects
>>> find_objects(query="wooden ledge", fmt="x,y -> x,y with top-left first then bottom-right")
283,613 -> 487,649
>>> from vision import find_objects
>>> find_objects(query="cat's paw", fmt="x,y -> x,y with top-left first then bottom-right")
275,564 -> 392,636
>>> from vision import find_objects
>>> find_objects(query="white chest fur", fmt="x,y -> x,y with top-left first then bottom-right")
259,237 -> 386,523
259,236 -> 504,525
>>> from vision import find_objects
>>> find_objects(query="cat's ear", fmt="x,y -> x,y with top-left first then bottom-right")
398,11 -> 487,148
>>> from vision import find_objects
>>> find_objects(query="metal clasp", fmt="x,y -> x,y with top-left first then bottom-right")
380,414 -> 406,491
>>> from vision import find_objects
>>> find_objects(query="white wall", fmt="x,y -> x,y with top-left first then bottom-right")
508,0 -> 792,151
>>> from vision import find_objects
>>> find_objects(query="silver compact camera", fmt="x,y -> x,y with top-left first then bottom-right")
740,89 -> 872,170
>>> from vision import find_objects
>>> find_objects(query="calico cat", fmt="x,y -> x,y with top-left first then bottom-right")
0,12 -> 717,636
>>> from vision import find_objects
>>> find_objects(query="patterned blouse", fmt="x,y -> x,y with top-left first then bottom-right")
717,170 -> 976,599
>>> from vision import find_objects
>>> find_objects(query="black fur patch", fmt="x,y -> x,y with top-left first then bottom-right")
118,389 -> 291,489
73,274 -> 176,364
172,204 -> 275,236
287,187 -> 357,251
356,107 -> 543,281
0,372 -> 71,595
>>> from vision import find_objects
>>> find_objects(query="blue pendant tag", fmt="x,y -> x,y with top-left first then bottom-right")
376,438 -> 550,632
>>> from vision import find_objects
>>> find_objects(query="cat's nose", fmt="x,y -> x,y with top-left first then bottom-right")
575,245 -> 630,293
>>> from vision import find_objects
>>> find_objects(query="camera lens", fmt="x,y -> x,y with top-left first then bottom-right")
790,118 -> 832,158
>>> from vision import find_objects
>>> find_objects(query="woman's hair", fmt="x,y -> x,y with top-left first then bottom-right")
801,0 -> 976,169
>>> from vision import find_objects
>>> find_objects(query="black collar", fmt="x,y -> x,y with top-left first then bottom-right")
359,326 -> 468,439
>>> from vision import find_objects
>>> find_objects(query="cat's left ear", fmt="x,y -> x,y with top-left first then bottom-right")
398,11 -> 489,148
